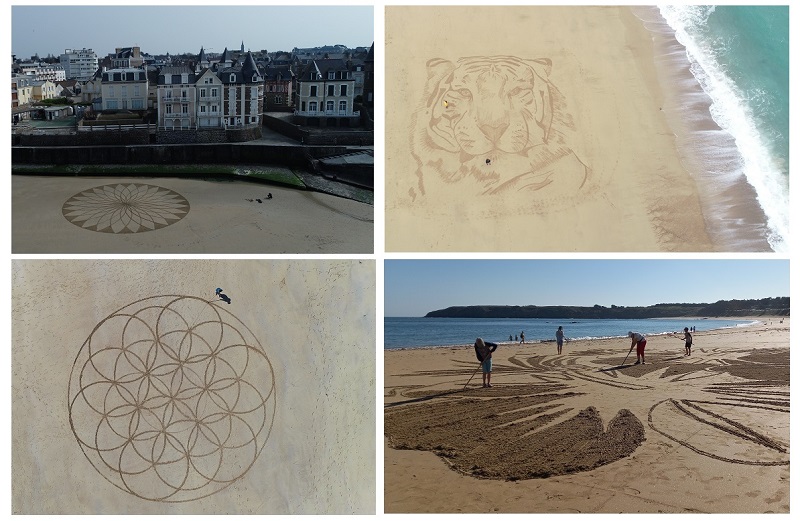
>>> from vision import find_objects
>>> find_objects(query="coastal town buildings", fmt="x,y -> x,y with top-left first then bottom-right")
100,68 -> 148,111
155,51 -> 263,131
59,48 -> 99,80
111,47 -> 144,69
11,75 -> 34,108
156,66 -> 197,130
30,80 -> 58,101
294,58 -> 358,127
263,65 -> 293,110
19,62 -> 66,83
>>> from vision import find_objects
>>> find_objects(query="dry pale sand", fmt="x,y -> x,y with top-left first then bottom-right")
12,260 -> 375,514
385,6 -> 714,252
12,175 -> 373,253
384,320 -> 789,513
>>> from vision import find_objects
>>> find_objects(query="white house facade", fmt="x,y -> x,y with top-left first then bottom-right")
100,68 -> 148,111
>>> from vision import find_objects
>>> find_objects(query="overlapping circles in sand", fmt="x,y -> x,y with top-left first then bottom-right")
68,296 -> 276,502
62,183 -> 190,233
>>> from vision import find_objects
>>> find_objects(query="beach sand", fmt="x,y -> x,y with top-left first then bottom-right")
12,260 -> 375,514
385,6 -> 724,251
12,175 -> 373,253
384,320 -> 789,513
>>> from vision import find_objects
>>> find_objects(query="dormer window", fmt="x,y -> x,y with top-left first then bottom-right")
230,74 -> 236,82
252,74 -> 258,82
328,72 -> 335,80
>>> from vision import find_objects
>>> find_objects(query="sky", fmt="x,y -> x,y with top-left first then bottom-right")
11,4 -> 374,59
384,260 -> 790,317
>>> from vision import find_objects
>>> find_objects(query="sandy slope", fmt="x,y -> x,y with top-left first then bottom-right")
384,320 -> 789,513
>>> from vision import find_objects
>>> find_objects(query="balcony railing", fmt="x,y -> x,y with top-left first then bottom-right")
162,96 -> 192,102
294,110 -> 360,117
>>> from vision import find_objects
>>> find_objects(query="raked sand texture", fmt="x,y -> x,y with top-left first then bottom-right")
12,260 -> 375,514
12,175 -> 373,253
385,6 -> 713,251
384,321 -> 789,513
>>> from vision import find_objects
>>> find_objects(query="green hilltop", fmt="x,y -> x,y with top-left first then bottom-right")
424,297 -> 789,319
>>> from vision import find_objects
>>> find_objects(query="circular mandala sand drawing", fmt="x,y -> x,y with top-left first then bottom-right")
68,296 -> 276,502
62,183 -> 190,233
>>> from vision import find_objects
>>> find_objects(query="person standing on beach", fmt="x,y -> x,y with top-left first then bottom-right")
520,331 -> 525,344
680,327 -> 692,356
474,338 -> 498,388
628,331 -> 646,364
556,326 -> 564,354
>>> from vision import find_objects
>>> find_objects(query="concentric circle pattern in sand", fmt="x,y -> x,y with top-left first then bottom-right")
68,295 -> 276,502
62,183 -> 190,233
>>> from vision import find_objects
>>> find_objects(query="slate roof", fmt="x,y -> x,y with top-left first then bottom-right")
157,66 -> 196,85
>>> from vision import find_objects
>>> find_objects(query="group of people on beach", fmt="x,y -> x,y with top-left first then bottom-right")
474,326 -> 695,387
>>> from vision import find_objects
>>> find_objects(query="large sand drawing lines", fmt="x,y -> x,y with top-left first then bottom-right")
409,55 -> 590,205
385,343 -> 790,481
68,295 -> 276,502
62,183 -> 190,233
385,385 -> 644,480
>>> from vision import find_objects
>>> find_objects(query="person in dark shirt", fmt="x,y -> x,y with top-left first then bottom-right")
214,287 -> 231,304
474,337 -> 498,388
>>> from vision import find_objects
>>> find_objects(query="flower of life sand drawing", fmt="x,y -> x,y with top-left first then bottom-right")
68,296 -> 276,502
62,183 -> 190,233
409,56 -> 591,204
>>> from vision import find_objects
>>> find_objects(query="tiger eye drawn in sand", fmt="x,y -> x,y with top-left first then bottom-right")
409,55 -> 590,200
67,295 -> 276,502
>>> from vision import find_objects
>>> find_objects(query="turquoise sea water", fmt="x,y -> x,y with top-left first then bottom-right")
384,317 -> 756,349
658,5 -> 789,250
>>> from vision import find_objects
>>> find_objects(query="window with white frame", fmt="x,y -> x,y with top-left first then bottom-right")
182,104 -> 188,113
328,71 -> 335,80
211,88 -> 218,97
200,88 -> 206,98
309,101 -> 317,112
276,96 -> 282,104
230,74 -> 236,82
339,100 -> 347,113
200,105 -> 206,113
326,100 -> 334,112
166,104 -> 172,114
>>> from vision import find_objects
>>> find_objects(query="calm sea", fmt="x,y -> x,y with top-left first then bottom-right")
384,317 -> 756,349
656,5 -> 789,251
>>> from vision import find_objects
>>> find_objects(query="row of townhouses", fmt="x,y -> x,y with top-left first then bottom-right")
12,43 -> 375,130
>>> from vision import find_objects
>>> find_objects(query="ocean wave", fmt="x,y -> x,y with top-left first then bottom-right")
657,5 -> 789,251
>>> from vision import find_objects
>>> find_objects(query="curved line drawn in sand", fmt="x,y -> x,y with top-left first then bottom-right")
409,55 -> 590,202
384,383 -> 644,480
67,295 -> 276,502
62,183 -> 190,233
648,398 -> 788,466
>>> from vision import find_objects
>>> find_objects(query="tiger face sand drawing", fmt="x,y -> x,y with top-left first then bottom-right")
411,56 -> 590,199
